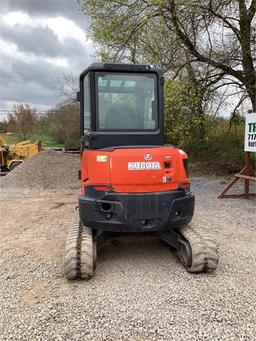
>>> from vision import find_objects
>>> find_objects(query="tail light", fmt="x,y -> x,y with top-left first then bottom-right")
181,183 -> 190,189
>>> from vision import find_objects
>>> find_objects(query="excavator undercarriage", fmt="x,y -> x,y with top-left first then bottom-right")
64,212 -> 218,279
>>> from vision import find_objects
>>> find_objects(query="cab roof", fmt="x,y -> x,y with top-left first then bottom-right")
80,63 -> 163,79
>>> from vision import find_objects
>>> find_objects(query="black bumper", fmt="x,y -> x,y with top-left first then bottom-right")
79,189 -> 194,233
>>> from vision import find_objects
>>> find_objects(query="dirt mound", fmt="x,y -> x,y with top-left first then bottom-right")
0,150 -> 80,190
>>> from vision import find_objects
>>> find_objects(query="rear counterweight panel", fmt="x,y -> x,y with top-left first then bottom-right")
79,189 -> 194,233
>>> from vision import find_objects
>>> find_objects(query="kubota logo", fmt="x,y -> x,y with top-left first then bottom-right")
144,153 -> 152,160
128,162 -> 161,170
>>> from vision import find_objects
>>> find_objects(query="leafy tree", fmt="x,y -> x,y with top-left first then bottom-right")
80,0 -> 255,111
164,80 -> 206,145
7,104 -> 39,139
0,118 -> 8,134
43,102 -> 80,148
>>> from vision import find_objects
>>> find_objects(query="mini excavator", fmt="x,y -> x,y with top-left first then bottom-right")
64,64 -> 218,279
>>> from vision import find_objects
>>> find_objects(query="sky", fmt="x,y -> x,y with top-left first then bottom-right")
0,0 -> 95,119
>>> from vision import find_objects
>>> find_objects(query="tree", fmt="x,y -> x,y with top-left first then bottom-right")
166,0 -> 256,110
165,79 -> 207,144
0,118 -> 8,134
56,73 -> 79,103
81,1 -> 221,139
43,102 -> 80,148
7,104 -> 39,139
80,0 -> 256,111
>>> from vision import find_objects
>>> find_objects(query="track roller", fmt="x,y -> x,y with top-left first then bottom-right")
64,212 -> 96,280
177,226 -> 219,273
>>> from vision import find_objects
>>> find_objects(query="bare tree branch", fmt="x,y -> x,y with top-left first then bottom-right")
167,0 -> 245,82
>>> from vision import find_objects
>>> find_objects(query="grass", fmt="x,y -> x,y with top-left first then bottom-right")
0,133 -> 20,145
0,133 -> 64,148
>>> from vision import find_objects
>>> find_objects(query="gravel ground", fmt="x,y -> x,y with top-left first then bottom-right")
0,177 -> 255,341
0,150 -> 80,190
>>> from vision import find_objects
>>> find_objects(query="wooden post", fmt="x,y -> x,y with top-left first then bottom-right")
218,111 -> 256,199
244,152 -> 250,198
218,152 -> 256,199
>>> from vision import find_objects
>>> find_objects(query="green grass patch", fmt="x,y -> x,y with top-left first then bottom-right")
0,133 -> 63,148
0,134 -> 20,145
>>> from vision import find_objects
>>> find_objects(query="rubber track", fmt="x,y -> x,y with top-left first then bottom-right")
179,226 -> 219,273
64,212 -> 94,280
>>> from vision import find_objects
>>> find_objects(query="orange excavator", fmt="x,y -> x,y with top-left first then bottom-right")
64,63 -> 218,279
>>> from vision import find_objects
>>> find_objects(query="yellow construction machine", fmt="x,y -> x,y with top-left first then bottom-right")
0,137 -> 41,175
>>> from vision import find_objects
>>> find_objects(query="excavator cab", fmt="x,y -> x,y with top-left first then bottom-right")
79,63 -> 164,149
64,64 -> 218,280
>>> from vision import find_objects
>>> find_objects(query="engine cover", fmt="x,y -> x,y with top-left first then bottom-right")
80,146 -> 189,193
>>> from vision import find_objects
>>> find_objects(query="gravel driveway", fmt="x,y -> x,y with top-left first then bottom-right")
0,177 -> 255,341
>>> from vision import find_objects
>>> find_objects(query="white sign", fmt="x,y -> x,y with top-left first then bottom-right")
128,162 -> 161,170
244,113 -> 256,152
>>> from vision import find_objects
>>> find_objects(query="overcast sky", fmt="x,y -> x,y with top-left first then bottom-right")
0,0 -> 95,118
